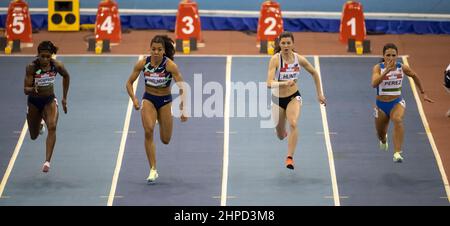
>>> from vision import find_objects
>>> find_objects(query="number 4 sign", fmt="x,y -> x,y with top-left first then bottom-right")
339,1 -> 366,44
5,0 -> 32,43
95,0 -> 121,43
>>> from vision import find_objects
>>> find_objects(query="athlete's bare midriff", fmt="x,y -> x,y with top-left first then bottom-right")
145,86 -> 171,96
376,94 -> 400,102
272,85 -> 299,98
29,86 -> 55,98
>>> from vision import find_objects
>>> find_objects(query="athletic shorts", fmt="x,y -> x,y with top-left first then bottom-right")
142,92 -> 172,110
272,91 -> 302,110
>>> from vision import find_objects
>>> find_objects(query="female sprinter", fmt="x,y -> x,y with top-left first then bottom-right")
24,40 -> 70,173
371,43 -> 434,162
126,35 -> 188,183
266,31 -> 326,170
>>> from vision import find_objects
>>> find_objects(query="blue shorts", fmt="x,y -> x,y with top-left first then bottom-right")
142,92 -> 172,110
376,97 -> 405,117
28,94 -> 56,112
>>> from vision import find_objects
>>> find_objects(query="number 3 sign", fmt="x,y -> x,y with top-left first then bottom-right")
339,1 -> 366,44
95,0 -> 121,43
175,0 -> 202,42
5,0 -> 32,43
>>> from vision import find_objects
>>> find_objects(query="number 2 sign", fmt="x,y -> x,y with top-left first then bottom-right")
257,1 -> 283,42
339,1 -> 366,44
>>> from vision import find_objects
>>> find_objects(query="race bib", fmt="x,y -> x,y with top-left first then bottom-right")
144,72 -> 169,87
35,72 -> 56,87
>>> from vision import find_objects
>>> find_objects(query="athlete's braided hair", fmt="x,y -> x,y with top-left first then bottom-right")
37,40 -> 58,55
151,35 -> 175,61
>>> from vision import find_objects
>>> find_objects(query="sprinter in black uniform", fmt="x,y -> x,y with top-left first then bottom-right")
24,40 -> 70,173
126,35 -> 188,183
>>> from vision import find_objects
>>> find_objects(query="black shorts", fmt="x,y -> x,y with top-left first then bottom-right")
271,91 -> 302,110
143,92 -> 172,110
27,94 -> 56,112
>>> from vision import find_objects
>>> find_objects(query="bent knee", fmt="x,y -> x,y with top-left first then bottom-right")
161,137 -> 171,145
46,124 -> 57,132
288,120 -> 297,128
144,127 -> 154,136
391,116 -> 403,124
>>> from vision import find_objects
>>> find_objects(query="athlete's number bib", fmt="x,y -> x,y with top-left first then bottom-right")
279,66 -> 300,81
279,72 -> 298,80
145,72 -> 168,87
35,72 -> 56,87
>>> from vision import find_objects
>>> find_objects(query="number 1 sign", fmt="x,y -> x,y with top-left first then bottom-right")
339,1 -> 366,44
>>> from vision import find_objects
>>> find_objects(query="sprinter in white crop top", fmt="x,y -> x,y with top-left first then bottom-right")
266,31 -> 326,170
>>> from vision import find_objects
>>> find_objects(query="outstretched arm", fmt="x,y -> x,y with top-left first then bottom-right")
56,60 -> 70,113
298,55 -> 326,105
126,59 -> 144,110
167,60 -> 188,122
402,64 -> 434,103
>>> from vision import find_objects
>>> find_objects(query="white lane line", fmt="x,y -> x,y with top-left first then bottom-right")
220,55 -> 232,206
0,121 -> 28,198
107,55 -> 142,206
315,55 -> 341,206
403,56 -> 450,203
216,131 -> 237,134
316,131 -> 337,135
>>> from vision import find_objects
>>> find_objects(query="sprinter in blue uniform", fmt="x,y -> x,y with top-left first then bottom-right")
371,43 -> 433,162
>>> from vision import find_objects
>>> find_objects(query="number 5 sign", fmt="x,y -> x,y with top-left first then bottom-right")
95,0 -> 121,43
339,1 -> 366,44
5,0 -> 32,43
175,0 -> 202,42
257,1 -> 283,42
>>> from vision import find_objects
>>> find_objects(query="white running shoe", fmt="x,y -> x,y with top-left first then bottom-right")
147,168 -> 159,183
39,122 -> 45,135
379,135 -> 388,151
42,161 -> 50,173
393,152 -> 404,163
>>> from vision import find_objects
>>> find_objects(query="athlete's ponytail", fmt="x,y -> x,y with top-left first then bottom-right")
151,35 -> 175,61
